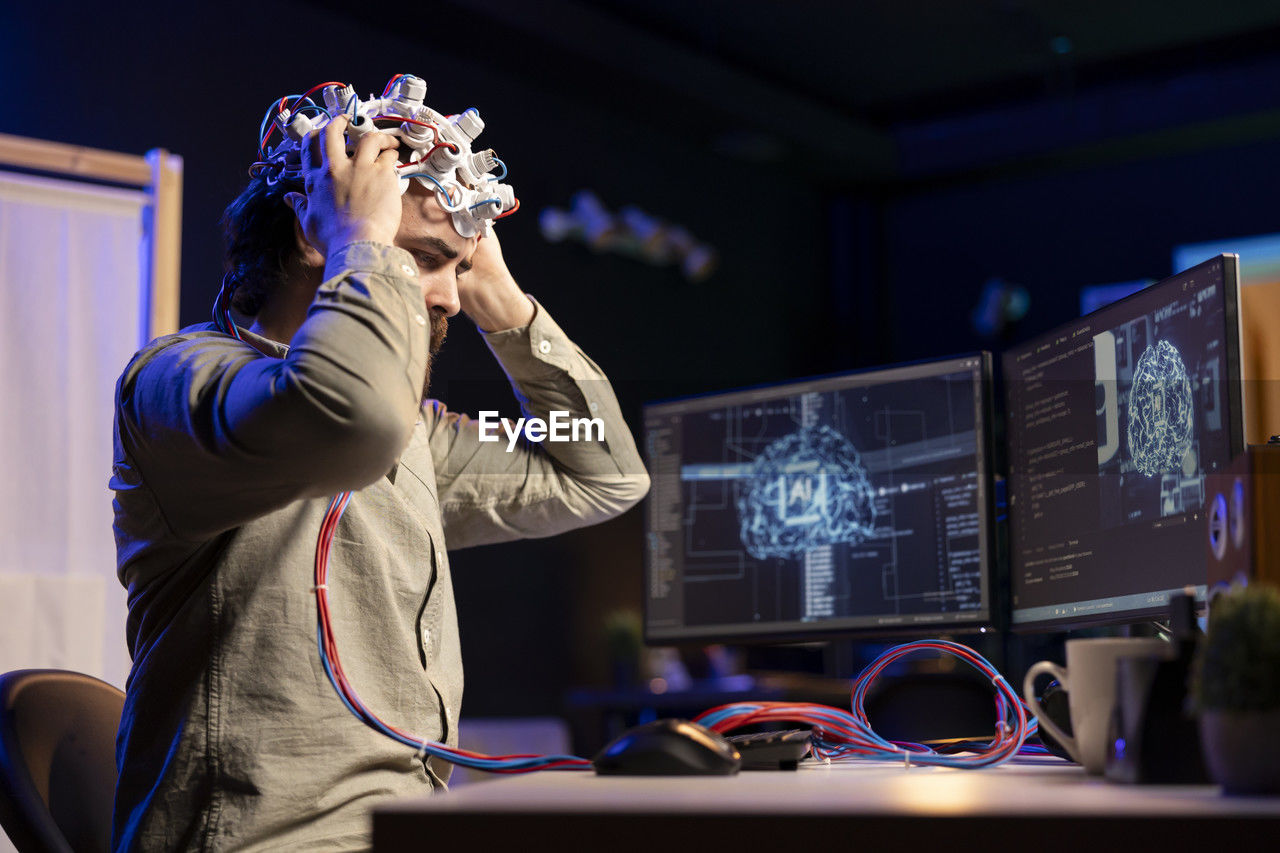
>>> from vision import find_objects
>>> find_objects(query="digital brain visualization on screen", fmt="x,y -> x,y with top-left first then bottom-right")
1004,254 -> 1243,629
643,356 -> 995,642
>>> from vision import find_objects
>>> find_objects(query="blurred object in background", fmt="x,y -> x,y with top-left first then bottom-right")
604,609 -> 643,688
644,647 -> 692,694
970,276 -> 1030,341
539,190 -> 718,282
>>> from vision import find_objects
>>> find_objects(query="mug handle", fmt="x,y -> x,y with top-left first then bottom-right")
1023,660 -> 1080,764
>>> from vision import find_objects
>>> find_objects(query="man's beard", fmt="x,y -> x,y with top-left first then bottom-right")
422,311 -> 448,398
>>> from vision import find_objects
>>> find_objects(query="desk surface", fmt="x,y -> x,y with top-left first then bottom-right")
374,759 -> 1280,851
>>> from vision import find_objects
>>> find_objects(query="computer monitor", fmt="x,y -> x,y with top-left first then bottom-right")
1003,254 -> 1244,630
642,354 -> 997,643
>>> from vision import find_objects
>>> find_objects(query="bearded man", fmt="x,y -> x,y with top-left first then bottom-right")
110,77 -> 647,851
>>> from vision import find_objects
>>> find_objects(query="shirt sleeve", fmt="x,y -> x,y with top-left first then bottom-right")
425,299 -> 650,549
113,243 -> 430,540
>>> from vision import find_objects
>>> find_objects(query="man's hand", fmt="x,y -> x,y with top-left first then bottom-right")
284,115 -> 403,255
459,231 -> 535,332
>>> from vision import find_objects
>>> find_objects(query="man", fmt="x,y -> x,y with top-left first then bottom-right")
110,86 -> 648,850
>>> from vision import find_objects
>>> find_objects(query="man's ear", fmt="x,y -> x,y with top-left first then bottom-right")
284,192 -> 325,268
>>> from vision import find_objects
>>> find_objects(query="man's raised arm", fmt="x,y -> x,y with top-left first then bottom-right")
426,232 -> 649,547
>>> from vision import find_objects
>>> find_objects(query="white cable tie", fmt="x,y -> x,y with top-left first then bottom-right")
415,740 -> 430,762
904,750 -> 911,769
311,584 -> 328,593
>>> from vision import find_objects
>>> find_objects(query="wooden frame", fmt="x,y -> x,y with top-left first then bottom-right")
0,132 -> 183,338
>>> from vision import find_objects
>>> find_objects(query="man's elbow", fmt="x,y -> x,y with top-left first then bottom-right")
579,470 -> 650,520
350,413 -> 414,484
309,403 -> 414,493
616,470 -> 651,509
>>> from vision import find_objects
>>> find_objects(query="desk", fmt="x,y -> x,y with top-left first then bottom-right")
374,759 -> 1280,852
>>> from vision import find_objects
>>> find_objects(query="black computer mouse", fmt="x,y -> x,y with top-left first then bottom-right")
593,718 -> 742,776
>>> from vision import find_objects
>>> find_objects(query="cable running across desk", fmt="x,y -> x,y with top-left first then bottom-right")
695,640 -> 1043,768
312,473 -> 1042,775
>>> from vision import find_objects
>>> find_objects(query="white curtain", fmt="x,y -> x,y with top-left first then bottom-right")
0,171 -> 148,690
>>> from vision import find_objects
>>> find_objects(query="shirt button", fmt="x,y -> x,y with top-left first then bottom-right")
400,263 -> 417,276
588,400 -> 599,412
414,313 -> 427,326
436,549 -> 444,563
421,626 -> 431,647
538,339 -> 552,354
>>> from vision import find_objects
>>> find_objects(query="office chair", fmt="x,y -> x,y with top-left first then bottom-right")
0,670 -> 124,853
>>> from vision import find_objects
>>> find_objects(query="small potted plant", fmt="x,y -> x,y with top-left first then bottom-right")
604,610 -> 643,689
1193,582 -> 1280,794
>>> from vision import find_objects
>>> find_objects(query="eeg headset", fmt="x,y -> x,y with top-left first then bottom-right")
215,74 -> 518,337
251,74 -> 518,240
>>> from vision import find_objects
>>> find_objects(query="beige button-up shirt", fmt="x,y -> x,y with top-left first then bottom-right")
110,243 -> 648,851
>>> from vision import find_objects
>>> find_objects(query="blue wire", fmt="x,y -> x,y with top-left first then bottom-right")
401,172 -> 463,210
258,94 -> 303,152
258,102 -> 284,151
313,488 -> 588,771
703,640 -> 1032,770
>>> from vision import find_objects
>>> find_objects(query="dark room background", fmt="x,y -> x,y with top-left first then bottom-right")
6,0 -> 1280,717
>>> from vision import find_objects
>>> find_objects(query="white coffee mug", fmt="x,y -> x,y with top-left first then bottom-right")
1022,637 -> 1173,774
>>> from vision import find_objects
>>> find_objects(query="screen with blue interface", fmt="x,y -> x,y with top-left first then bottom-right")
643,355 -> 995,642
1004,254 -> 1243,630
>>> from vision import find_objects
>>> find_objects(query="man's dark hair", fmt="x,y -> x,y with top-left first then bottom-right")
221,174 -> 302,316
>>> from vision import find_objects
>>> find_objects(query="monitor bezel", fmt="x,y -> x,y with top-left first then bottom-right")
1003,253 -> 1244,633
641,352 -> 1000,646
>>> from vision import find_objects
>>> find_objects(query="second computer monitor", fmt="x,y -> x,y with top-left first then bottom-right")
643,355 -> 997,643
1003,254 -> 1244,629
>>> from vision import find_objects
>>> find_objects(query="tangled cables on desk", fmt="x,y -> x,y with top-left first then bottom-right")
294,434 -> 1039,774
695,640 -> 1044,769
315,487 -> 1043,777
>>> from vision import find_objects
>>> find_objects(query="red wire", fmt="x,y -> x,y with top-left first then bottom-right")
693,641 -> 1031,766
495,198 -> 521,219
312,492 -> 590,769
382,74 -> 408,97
260,83 -> 349,154
290,81 -> 349,113
374,116 -> 442,143
373,114 -> 436,128
259,96 -> 291,153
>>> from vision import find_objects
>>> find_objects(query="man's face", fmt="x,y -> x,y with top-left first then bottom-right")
393,182 -> 478,393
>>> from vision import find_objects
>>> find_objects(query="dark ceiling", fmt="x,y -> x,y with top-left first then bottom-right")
346,0 -> 1280,187
577,0 -> 1280,119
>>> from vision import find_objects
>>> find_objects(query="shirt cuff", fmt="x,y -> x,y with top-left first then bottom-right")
480,297 -> 579,380
323,241 -> 420,286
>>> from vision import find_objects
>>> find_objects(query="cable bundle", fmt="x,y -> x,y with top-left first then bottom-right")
309,492 -> 591,772
303,477 -> 1041,773
695,640 -> 1042,769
